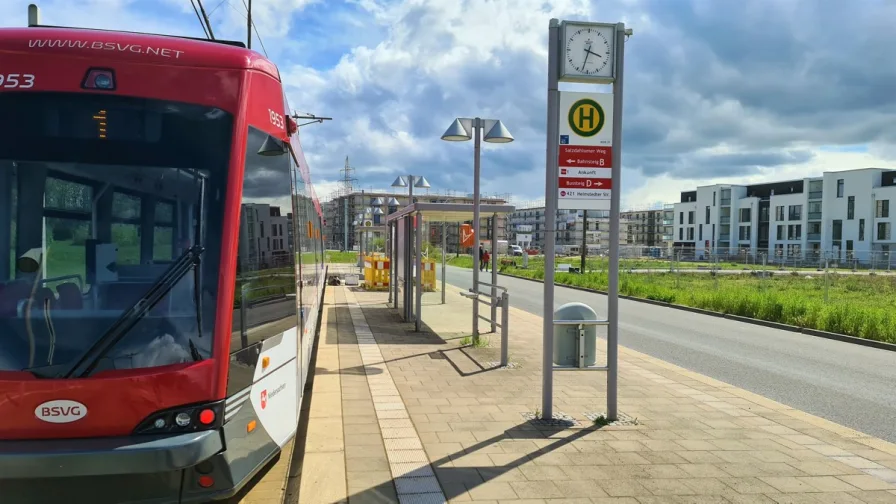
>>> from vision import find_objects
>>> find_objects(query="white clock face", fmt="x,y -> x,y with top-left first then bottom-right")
564,25 -> 613,78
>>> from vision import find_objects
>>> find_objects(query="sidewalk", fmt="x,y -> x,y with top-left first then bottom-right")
297,283 -> 896,503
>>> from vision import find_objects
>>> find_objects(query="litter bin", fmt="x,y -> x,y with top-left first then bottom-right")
552,302 -> 598,367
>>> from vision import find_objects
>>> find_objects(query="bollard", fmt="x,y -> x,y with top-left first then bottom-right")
500,291 -> 509,366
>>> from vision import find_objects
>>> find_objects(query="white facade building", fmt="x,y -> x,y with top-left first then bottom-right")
672,168 -> 896,264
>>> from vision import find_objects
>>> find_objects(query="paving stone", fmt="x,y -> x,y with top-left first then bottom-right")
394,476 -> 443,494
291,285 -> 896,504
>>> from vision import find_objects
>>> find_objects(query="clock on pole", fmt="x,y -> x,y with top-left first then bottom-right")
560,21 -> 617,84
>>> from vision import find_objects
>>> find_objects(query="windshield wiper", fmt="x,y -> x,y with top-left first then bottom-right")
47,244 -> 206,379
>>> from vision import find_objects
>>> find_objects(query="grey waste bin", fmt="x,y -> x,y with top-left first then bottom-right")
552,302 -> 598,367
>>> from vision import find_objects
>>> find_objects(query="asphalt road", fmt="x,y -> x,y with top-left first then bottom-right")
440,265 -> 896,443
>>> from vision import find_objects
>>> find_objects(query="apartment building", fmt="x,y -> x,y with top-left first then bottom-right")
672,168 -> 896,263
508,207 -> 606,250
620,208 -> 674,250
508,206 -> 675,253
322,190 -> 509,253
237,203 -> 291,271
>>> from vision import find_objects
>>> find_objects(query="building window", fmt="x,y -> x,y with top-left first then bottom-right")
788,205 -> 802,221
688,211 -> 695,224
774,243 -> 784,256
679,228 -> 683,240
847,196 -> 855,220
808,201 -> 822,219
739,208 -> 751,221
787,244 -> 801,257
876,200 -> 890,218
738,226 -> 751,240
705,206 -> 710,225
679,212 -> 683,225
846,240 -> 854,259
775,206 -> 784,221
878,222 -> 891,241
776,225 -> 784,240
836,179 -> 844,198
787,224 -> 802,241
833,220 -> 842,240
713,191 -> 716,206
687,227 -> 694,240
859,219 -> 865,241
698,224 -> 703,241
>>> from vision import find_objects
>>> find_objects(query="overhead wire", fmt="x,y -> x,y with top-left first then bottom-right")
194,0 -> 216,39
189,0 -> 211,39
239,0 -> 268,57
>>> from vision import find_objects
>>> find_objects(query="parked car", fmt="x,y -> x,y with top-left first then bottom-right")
510,245 -> 524,256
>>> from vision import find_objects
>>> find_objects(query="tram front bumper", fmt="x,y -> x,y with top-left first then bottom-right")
0,430 -> 224,479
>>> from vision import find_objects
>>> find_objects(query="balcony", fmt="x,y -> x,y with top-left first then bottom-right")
662,219 -> 673,226
808,191 -> 823,200
808,212 -> 821,220
807,233 -> 821,241
720,198 -> 731,206
720,216 -> 730,224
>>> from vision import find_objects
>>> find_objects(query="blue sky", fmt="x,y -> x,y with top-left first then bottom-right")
3,0 -> 896,209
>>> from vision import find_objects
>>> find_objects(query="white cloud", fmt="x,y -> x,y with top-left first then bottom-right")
4,0 -> 896,210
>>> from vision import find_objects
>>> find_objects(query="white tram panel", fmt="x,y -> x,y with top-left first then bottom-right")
249,357 -> 299,448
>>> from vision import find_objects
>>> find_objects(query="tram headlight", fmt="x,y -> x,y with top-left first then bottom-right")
132,400 -> 225,435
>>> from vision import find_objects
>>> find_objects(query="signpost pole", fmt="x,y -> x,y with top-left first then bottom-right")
472,119 -> 482,344
441,222 -> 446,305
581,209 -> 588,273
415,211 -> 423,332
607,22 -> 627,422
490,214 -> 498,333
388,221 -> 393,305
541,19 -> 561,420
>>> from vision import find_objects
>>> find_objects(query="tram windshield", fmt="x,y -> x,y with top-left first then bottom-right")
0,92 -> 232,376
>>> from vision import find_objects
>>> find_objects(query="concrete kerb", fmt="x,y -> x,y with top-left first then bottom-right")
489,270 -> 896,353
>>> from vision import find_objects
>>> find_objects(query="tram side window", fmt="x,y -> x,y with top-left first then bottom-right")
232,126 -> 298,349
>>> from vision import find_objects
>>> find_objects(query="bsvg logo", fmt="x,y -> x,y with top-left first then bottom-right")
34,400 -> 87,423
260,390 -> 268,410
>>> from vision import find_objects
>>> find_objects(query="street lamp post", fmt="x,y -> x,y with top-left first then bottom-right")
391,175 -> 432,205
440,117 -> 513,341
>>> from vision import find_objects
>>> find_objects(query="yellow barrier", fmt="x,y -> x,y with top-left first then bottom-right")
421,260 -> 436,292
363,255 -> 390,290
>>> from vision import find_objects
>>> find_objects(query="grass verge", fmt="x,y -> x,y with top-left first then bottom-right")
450,257 -> 896,343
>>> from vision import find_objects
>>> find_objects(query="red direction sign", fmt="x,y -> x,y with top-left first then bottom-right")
559,145 -> 612,168
559,177 -> 613,190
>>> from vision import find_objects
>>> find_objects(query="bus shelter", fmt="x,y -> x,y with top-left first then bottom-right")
385,202 -> 514,332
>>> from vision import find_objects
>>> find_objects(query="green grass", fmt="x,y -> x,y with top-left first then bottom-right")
446,253 -> 829,272
449,254 -> 896,343
325,250 -> 359,263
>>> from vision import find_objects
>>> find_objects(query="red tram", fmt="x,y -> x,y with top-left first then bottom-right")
0,17 -> 325,504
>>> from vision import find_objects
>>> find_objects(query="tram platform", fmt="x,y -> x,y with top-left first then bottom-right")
292,284 -> 896,504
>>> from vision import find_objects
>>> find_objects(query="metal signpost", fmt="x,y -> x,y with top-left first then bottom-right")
542,19 -> 630,421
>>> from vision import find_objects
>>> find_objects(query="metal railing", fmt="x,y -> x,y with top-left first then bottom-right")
460,280 -> 510,367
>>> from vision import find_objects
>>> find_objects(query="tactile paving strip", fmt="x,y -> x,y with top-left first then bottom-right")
343,289 -> 447,504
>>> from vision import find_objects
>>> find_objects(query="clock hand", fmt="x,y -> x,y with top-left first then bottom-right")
582,44 -> 591,67
585,47 -> 602,58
